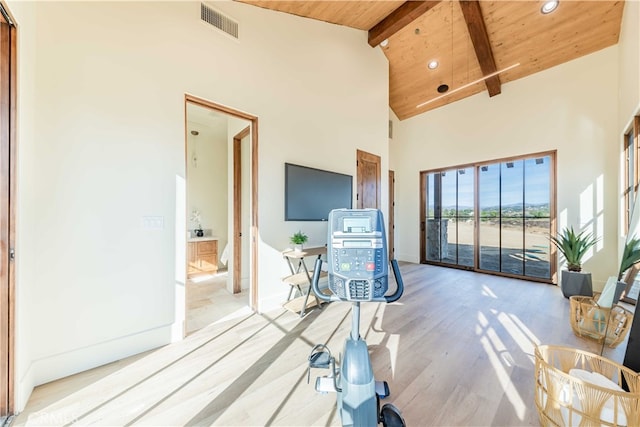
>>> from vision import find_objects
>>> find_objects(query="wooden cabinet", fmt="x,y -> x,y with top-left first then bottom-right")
188,239 -> 218,277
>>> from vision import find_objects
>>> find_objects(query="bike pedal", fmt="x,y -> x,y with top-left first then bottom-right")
309,351 -> 331,369
375,380 -> 390,399
315,376 -> 337,394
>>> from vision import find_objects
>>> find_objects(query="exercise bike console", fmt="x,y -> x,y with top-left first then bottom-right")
313,209 -> 403,305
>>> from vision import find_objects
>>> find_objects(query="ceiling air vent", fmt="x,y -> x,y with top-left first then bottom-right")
201,3 -> 239,39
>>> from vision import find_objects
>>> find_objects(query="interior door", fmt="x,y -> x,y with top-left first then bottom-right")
356,149 -> 381,209
233,126 -> 250,294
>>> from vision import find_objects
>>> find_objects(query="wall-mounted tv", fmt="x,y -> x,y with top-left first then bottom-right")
285,163 -> 353,221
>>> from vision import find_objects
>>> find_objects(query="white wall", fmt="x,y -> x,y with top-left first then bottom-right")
617,0 -> 640,252
187,120 -> 229,257
10,0 -> 388,410
618,0 -> 640,132
392,46 -> 619,290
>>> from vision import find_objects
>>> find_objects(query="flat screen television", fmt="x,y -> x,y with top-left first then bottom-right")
285,163 -> 353,221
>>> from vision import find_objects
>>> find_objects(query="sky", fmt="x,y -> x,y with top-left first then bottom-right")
430,156 -> 551,210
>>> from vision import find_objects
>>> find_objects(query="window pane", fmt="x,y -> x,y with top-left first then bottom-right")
479,217 -> 500,271
427,173 -> 436,218
479,165 -> 499,217
525,157 -> 550,218
525,218 -> 551,279
458,219 -> 474,267
501,218 -> 524,275
426,218 -> 444,261
441,170 -> 456,217
457,167 -> 474,267
501,160 -> 524,217
442,218 -> 456,264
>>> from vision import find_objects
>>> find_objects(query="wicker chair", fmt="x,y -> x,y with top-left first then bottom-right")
535,345 -> 640,426
568,295 -> 633,348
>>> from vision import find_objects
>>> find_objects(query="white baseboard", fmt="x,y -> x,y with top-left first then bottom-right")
29,324 -> 173,389
395,252 -> 419,264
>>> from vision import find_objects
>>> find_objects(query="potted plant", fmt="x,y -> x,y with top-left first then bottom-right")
549,226 -> 599,298
290,230 -> 308,252
613,237 -> 640,302
190,209 -> 204,237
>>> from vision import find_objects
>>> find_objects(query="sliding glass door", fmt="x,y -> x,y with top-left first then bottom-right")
421,152 -> 554,282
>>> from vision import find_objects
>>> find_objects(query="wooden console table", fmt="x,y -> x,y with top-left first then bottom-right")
281,246 -> 330,317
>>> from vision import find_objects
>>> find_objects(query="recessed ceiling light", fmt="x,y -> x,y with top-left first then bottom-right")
380,39 -> 389,47
427,60 -> 439,70
541,1 -> 559,14
437,84 -> 449,94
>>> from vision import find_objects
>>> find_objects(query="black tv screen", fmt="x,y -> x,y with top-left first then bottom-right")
285,163 -> 353,221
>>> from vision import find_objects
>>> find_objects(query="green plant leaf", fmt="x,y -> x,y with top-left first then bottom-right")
549,226 -> 599,272
619,237 -> 640,280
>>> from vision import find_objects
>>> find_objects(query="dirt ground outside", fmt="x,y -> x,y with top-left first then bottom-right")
426,219 -> 551,279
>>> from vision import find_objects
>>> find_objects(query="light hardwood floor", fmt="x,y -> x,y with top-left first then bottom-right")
186,270 -> 251,335
11,263 -> 633,426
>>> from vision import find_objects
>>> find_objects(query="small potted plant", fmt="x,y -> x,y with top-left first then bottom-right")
290,230 -> 308,252
549,226 -> 599,298
190,209 -> 204,237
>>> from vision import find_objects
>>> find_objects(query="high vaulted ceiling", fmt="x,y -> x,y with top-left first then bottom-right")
235,1 -> 624,120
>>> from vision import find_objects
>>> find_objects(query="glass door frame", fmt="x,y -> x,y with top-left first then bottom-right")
420,150 -> 557,284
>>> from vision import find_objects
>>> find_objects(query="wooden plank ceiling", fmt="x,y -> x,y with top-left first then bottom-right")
236,1 -> 625,120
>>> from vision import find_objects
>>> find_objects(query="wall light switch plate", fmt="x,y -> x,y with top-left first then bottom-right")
141,216 -> 164,231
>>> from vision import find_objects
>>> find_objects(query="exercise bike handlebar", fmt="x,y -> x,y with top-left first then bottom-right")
312,258 -> 341,303
311,258 -> 404,304
385,259 -> 404,303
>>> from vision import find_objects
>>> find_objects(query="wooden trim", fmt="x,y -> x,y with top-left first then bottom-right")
184,95 -> 259,313
388,170 -> 395,261
419,172 -> 427,263
458,0 -> 501,97
250,121 -> 258,311
419,149 -> 557,175
368,0 -> 440,47
0,13 -> 15,416
232,127 -> 249,295
549,150 -> 558,284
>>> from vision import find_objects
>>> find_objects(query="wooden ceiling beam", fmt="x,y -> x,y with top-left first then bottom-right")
368,0 -> 441,47
459,0 -> 501,97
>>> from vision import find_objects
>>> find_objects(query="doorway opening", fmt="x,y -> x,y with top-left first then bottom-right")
184,95 -> 258,334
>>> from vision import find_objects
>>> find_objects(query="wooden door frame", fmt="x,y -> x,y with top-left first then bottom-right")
388,170 -> 395,261
356,149 -> 381,209
232,126 -> 249,294
184,95 -> 259,312
0,2 -> 16,417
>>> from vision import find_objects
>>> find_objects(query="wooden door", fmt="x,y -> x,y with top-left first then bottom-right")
356,150 -> 381,209
0,6 -> 15,417
388,170 -> 395,261
233,126 -> 249,294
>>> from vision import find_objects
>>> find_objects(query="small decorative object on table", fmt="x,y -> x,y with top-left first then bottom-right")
534,345 -> 640,426
290,230 -> 308,252
190,209 -> 204,237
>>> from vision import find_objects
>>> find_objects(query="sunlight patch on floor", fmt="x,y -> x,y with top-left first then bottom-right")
212,305 -> 254,325
477,310 -> 527,421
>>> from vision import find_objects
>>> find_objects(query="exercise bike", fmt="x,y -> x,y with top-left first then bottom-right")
308,208 -> 406,427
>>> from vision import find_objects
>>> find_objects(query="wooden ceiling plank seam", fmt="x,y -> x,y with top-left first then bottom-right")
458,0 -> 501,97
368,0 -> 441,48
